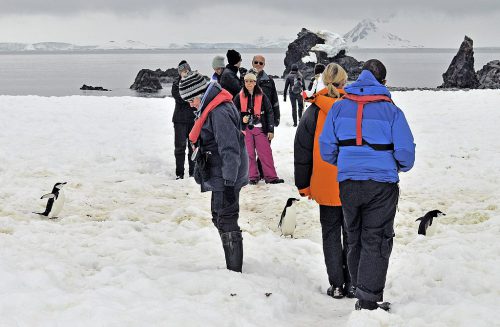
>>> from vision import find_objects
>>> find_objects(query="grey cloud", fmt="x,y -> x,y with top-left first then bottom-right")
1,0 -> 499,17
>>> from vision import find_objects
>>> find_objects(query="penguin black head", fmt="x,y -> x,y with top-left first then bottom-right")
285,198 -> 300,207
416,209 -> 446,235
54,182 -> 67,189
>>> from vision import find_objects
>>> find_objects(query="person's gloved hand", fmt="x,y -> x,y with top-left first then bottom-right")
283,96 -> 287,102
224,185 -> 236,205
274,118 -> 280,127
298,187 -> 312,200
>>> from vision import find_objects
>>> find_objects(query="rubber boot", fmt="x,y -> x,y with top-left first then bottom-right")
220,230 -> 243,272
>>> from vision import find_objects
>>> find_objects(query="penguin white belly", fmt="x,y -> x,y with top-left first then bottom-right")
48,190 -> 65,218
425,220 -> 438,236
281,206 -> 297,237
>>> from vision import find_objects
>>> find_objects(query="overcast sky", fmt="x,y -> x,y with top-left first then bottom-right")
0,0 -> 499,47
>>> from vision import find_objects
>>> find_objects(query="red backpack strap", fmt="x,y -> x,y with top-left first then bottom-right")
239,90 -> 247,113
253,94 -> 262,117
343,94 -> 393,145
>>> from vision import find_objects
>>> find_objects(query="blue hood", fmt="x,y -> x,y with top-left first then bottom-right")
345,70 -> 391,97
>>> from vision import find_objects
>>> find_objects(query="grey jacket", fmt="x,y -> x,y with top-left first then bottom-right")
195,82 -> 249,192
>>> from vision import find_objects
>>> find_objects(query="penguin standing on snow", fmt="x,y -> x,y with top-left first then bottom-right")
278,198 -> 300,237
34,182 -> 67,219
416,209 -> 445,236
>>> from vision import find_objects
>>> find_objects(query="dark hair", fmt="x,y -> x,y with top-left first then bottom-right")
178,60 -> 188,66
362,59 -> 387,84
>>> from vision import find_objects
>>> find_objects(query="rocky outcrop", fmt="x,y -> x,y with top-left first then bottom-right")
80,84 -> 110,91
476,60 -> 500,89
439,36 -> 479,89
130,68 -> 179,93
283,28 -> 363,81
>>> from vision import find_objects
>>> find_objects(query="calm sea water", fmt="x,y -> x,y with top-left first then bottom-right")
0,48 -> 499,97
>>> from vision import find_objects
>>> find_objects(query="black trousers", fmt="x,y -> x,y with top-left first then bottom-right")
289,92 -> 304,125
339,180 -> 399,302
211,189 -> 241,234
319,205 -> 350,288
174,122 -> 194,177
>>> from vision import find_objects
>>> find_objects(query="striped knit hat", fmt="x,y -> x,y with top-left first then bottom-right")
179,71 -> 208,101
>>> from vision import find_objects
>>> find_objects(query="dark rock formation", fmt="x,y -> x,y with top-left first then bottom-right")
283,28 -> 363,81
439,36 -> 479,89
80,84 -> 110,91
130,68 -> 179,93
476,60 -> 500,89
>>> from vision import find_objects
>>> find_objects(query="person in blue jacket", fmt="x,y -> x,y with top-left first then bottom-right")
319,59 -> 415,311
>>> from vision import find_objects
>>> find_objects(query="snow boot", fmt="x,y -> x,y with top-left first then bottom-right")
355,300 -> 391,312
327,286 -> 345,299
220,230 -> 243,272
344,284 -> 356,298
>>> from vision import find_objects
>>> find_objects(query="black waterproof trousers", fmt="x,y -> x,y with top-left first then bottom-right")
289,92 -> 304,125
319,205 -> 350,289
174,122 -> 195,178
211,189 -> 241,233
339,180 -> 399,302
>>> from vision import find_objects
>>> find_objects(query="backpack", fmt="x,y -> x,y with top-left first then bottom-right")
291,75 -> 303,94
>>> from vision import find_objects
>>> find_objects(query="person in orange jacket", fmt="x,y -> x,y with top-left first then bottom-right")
293,63 -> 352,299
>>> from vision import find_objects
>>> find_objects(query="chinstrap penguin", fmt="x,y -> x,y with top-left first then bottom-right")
416,209 -> 445,236
34,182 -> 67,219
278,198 -> 300,237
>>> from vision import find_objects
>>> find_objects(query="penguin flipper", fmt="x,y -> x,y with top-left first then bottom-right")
41,193 -> 56,199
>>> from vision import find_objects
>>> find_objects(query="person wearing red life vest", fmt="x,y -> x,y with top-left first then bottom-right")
179,70 -> 248,273
320,59 -> 415,311
233,69 -> 284,185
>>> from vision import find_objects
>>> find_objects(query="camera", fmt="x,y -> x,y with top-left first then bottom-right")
247,115 -> 255,130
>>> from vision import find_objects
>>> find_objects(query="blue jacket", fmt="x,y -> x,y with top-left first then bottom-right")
319,70 -> 415,183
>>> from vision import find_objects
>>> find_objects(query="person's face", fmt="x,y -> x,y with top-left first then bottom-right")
244,79 -> 256,92
235,60 -> 242,68
252,56 -> 265,72
214,67 -> 223,75
180,69 -> 189,78
187,96 -> 201,109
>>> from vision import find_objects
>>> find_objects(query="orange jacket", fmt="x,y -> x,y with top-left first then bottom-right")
295,88 -> 345,206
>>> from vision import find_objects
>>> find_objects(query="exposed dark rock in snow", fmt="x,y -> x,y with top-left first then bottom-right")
130,68 -> 179,93
283,28 -> 363,81
80,84 -> 110,91
476,60 -> 500,89
439,36 -> 479,89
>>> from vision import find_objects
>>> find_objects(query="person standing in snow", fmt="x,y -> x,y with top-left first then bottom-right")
211,55 -> 225,83
319,59 -> 416,311
294,63 -> 352,299
171,60 -> 196,180
233,69 -> 284,185
220,49 -> 246,97
179,70 -> 248,273
308,63 -> 326,92
252,55 -> 280,127
284,64 -> 305,127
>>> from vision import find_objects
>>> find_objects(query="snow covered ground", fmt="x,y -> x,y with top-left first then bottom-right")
0,91 -> 498,326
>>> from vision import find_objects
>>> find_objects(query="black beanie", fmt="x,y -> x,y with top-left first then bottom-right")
226,49 -> 242,66
314,63 -> 325,75
291,64 -> 298,72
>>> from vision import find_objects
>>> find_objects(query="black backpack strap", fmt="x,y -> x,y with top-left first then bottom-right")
338,138 -> 394,151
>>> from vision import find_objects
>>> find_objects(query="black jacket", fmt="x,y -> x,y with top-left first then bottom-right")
233,90 -> 274,134
257,71 -> 280,126
171,77 -> 196,123
220,64 -> 242,97
294,103 -> 319,190
195,82 -> 249,192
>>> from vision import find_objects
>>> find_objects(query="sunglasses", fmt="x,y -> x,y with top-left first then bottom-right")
253,61 -> 265,66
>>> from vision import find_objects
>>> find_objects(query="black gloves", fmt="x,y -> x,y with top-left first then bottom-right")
224,185 -> 236,205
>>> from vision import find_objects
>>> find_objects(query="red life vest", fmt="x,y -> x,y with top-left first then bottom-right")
189,88 -> 234,144
339,94 -> 394,151
239,91 -> 262,118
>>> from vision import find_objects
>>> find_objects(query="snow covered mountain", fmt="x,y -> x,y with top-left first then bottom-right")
344,19 -> 421,48
0,42 -> 91,51
93,40 -> 160,50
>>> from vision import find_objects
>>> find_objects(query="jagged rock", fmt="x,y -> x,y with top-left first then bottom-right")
130,68 -> 179,93
80,84 -> 110,91
283,28 -> 363,81
477,60 -> 500,89
439,36 -> 479,89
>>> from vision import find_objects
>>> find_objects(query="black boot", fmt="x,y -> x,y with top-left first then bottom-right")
220,230 -> 243,272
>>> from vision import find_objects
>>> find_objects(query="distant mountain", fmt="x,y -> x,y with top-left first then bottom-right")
344,19 -> 422,48
0,38 -> 289,52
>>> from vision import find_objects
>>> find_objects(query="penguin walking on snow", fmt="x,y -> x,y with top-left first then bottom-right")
416,209 -> 445,236
34,182 -> 67,219
278,198 -> 300,237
